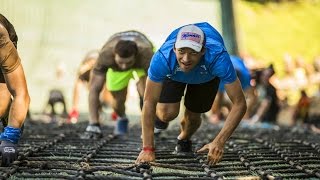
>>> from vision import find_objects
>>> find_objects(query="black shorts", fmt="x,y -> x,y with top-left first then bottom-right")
48,89 -> 65,104
159,77 -> 220,113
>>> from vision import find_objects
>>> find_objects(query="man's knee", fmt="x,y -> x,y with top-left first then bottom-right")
111,89 -> 127,106
156,105 -> 180,122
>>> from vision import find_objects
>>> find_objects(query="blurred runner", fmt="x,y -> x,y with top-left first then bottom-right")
209,55 -> 256,124
81,30 -> 154,139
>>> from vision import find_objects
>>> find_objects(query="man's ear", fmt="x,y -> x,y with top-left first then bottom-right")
200,47 -> 206,55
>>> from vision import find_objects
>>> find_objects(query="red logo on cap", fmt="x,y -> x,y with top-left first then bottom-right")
181,32 -> 201,43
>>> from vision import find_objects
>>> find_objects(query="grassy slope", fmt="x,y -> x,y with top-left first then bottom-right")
236,0 -> 320,77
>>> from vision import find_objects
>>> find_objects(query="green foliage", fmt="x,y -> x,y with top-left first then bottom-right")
236,0 -> 320,76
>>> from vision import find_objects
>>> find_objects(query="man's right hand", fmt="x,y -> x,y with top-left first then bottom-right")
0,141 -> 18,167
197,141 -> 224,166
135,149 -> 155,164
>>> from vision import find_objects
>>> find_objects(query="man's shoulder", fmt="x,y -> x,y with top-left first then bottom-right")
0,24 -> 9,47
0,23 -> 8,36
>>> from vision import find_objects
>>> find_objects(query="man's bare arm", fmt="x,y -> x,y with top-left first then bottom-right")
141,77 -> 162,148
4,59 -> 30,128
88,72 -> 105,124
213,78 -> 247,144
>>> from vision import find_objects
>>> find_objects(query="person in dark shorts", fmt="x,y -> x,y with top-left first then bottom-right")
82,30 -> 154,139
43,89 -> 67,120
136,23 -> 247,166
0,14 -> 30,166
209,55 -> 256,124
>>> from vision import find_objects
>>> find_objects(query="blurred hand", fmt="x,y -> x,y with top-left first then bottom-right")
135,150 -> 155,165
197,141 -> 224,166
68,109 -> 79,123
0,141 -> 18,167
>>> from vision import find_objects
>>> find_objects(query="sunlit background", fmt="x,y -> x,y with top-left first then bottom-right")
1,0 -> 320,116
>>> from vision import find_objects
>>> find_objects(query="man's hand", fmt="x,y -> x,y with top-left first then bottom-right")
0,141 -> 18,167
197,141 -> 224,166
135,148 -> 155,165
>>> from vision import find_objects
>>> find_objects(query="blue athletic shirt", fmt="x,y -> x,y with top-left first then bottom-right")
219,55 -> 251,91
148,22 -> 237,85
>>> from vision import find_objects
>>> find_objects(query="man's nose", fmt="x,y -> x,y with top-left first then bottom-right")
181,54 -> 189,62
120,64 -> 128,69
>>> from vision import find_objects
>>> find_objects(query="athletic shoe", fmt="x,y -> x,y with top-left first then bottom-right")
154,118 -> 168,135
114,117 -> 128,136
80,124 -> 102,139
175,139 -> 192,153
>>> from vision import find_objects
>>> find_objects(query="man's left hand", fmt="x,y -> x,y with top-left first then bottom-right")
0,141 -> 18,167
197,141 -> 224,166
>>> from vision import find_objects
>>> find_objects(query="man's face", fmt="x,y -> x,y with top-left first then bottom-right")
174,47 -> 205,72
115,54 -> 135,70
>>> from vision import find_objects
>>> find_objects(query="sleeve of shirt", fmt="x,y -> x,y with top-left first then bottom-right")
210,51 -> 237,85
239,68 -> 251,90
0,28 -> 21,74
92,48 -> 111,75
139,46 -> 154,72
147,51 -> 170,83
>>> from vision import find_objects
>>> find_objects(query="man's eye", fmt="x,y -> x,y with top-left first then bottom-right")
178,49 -> 184,53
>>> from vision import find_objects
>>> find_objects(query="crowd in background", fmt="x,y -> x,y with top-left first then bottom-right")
233,53 -> 320,133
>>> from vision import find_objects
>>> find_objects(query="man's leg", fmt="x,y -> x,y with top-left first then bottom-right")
178,109 -> 202,140
106,69 -> 133,136
155,102 -> 180,133
111,88 -> 127,115
175,77 -> 220,153
136,75 -> 146,110
174,109 -> 202,153
110,88 -> 129,136
155,78 -> 186,134
156,102 -> 180,119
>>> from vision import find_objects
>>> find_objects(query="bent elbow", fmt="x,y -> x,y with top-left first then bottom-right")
242,101 -> 247,115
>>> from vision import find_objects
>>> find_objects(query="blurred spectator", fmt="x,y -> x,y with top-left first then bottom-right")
250,65 -> 280,124
293,90 -> 310,125
43,63 -> 68,123
308,83 -> 320,134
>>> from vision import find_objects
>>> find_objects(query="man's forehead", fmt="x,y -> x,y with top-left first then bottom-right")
115,54 -> 135,62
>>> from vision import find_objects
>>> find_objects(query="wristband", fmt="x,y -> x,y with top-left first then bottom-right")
0,126 -> 22,144
143,146 -> 155,152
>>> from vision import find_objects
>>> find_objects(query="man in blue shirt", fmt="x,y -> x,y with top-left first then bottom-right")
136,22 -> 247,166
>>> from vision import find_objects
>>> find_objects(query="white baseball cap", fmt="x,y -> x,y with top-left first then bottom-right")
175,24 -> 204,52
